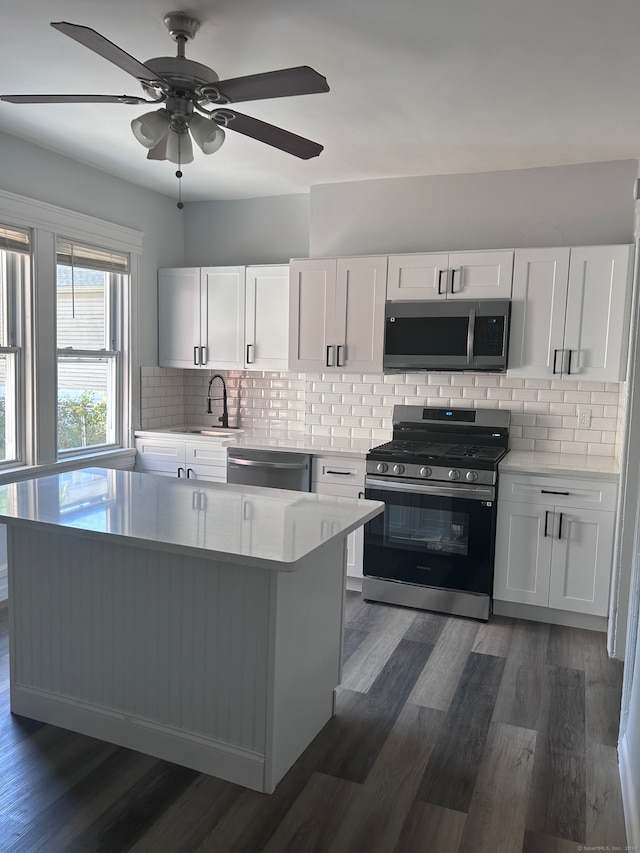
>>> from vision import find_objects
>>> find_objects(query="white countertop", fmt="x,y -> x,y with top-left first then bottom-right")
134,426 -> 373,458
500,449 -> 620,480
0,467 -> 384,570
135,427 -> 623,480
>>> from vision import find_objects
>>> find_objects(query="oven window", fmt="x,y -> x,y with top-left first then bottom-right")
386,503 -> 469,557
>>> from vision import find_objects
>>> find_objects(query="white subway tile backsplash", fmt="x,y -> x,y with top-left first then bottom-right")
139,366 -> 622,456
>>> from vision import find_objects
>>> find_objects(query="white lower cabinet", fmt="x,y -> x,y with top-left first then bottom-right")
493,473 -> 617,617
135,437 -> 227,483
311,455 -> 366,580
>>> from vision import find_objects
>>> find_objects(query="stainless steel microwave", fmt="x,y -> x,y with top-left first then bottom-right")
383,299 -> 511,372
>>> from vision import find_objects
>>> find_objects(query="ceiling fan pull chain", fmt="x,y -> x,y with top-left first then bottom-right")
176,134 -> 184,210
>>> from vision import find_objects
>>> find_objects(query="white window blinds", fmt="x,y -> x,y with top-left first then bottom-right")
0,224 -> 30,254
56,238 -> 129,273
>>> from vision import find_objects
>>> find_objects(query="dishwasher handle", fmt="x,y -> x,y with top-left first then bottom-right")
228,456 -> 309,470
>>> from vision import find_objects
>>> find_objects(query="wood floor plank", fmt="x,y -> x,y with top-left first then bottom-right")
586,743 -> 627,848
127,774 -> 245,853
417,652 -> 506,812
61,761 -> 200,853
408,617 -> 481,710
526,666 -> 586,844
583,636 -> 624,747
325,703 -> 444,853
471,614 -> 516,657
458,722 -> 537,853
403,610 -> 449,646
394,802 -> 467,853
342,627 -> 368,665
7,749 -> 159,853
259,772 -> 361,853
523,830 -> 584,852
319,637 -> 435,783
340,605 -> 418,694
492,620 -> 550,730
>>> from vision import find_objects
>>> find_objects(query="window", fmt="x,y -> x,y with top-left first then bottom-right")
56,239 -> 128,455
0,224 -> 28,465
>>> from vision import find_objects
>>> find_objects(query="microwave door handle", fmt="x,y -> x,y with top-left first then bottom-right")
467,308 -> 476,365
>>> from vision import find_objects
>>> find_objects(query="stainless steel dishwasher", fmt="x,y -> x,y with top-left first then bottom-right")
227,448 -> 312,492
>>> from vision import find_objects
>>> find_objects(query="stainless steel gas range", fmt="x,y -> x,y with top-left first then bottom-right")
363,405 -> 510,620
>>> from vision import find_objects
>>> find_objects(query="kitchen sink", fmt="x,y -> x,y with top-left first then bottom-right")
169,428 -> 243,437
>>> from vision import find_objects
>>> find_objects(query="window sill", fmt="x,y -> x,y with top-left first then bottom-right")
0,448 -> 136,485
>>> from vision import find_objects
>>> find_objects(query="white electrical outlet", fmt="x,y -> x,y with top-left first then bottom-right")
577,407 -> 591,429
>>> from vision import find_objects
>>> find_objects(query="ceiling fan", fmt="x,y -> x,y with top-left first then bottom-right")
0,11 -> 330,167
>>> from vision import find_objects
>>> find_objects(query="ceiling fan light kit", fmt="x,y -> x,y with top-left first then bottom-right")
0,10 -> 330,205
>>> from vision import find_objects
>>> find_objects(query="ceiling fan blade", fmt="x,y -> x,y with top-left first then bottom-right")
0,93 -> 149,104
51,22 -> 165,86
209,66 -> 329,104
147,136 -> 168,161
216,110 -> 323,159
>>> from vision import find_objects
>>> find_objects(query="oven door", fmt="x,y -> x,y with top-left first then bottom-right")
364,476 -> 497,594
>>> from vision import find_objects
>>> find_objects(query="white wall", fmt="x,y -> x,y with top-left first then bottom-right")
0,129 -> 185,367
309,160 -> 637,257
183,195 -> 310,266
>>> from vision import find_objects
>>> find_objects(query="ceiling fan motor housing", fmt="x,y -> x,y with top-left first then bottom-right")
141,57 -> 220,100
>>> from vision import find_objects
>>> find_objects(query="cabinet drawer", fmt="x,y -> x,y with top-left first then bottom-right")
313,482 -> 365,500
499,473 -> 617,511
135,438 -> 185,463
312,456 -> 366,488
185,441 -> 228,467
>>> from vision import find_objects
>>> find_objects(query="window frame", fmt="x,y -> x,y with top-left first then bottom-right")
55,249 -> 127,457
0,188 -> 142,471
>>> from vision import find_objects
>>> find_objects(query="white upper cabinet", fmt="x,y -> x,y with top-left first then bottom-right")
159,265 -> 289,371
244,265 -> 290,370
201,266 -> 246,370
158,267 -> 203,369
508,244 -> 634,381
386,250 -> 514,301
289,256 -> 387,372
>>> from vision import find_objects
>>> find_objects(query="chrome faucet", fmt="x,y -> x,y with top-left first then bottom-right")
206,374 -> 229,428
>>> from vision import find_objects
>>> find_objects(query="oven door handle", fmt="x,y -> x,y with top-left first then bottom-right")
365,477 -> 494,502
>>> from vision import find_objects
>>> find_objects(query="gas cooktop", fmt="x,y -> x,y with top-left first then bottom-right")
366,405 -> 510,484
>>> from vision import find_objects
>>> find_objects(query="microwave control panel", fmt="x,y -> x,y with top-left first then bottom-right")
474,316 -> 506,356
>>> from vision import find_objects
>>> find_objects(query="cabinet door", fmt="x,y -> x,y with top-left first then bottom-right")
493,500 -> 553,606
386,254 -> 449,300
158,268 -> 203,368
185,441 -> 227,483
563,245 -> 633,381
245,265 -> 289,370
135,437 -> 186,477
334,256 -> 387,372
447,251 -> 514,300
201,267 -> 245,370
289,259 -> 337,371
548,508 -> 614,616
508,248 -> 570,378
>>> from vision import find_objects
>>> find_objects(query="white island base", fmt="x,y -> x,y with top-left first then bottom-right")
5,468 -> 383,794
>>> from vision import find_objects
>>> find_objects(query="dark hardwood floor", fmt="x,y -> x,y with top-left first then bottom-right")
0,594 -> 627,852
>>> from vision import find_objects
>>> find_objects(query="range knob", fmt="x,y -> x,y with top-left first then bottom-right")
448,469 -> 461,481
466,471 -> 479,482
420,466 -> 432,478
393,464 -> 405,475
376,462 -> 388,473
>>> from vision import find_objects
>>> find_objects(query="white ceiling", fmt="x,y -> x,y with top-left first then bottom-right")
1,0 -> 640,202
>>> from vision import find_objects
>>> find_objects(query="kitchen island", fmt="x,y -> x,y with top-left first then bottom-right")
0,467 -> 383,793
